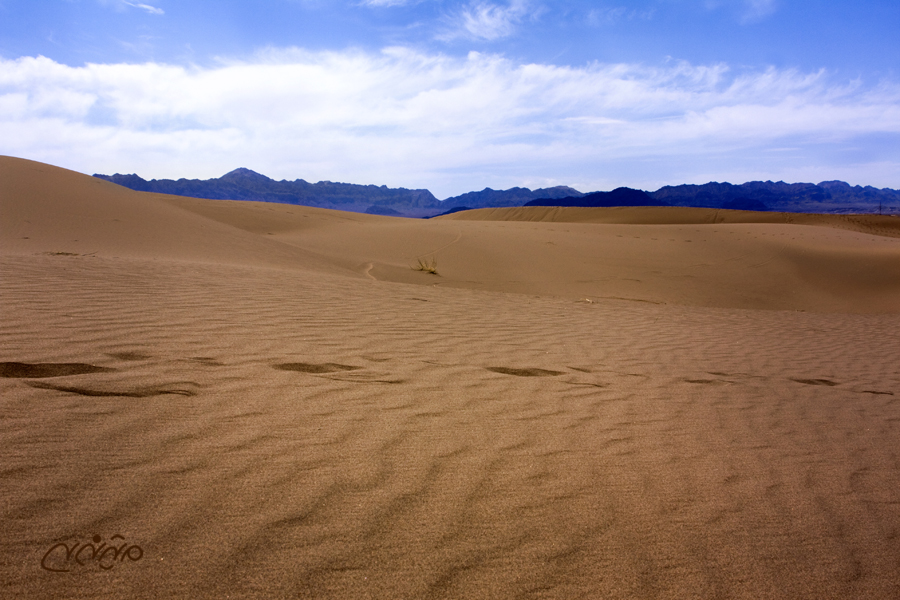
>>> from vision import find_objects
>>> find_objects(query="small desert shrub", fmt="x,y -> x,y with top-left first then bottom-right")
412,256 -> 438,274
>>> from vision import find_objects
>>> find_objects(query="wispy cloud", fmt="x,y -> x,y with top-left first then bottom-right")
586,6 -> 655,26
102,0 -> 164,15
705,0 -> 778,24
1,49 -> 897,195
740,0 -> 777,23
439,0 -> 534,41
359,0 -> 417,6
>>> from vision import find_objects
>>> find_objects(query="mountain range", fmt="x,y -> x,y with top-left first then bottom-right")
94,169 -> 900,217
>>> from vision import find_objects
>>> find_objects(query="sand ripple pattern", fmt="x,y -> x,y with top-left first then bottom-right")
2,254 -> 899,599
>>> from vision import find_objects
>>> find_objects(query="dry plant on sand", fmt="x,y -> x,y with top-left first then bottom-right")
412,256 -> 438,275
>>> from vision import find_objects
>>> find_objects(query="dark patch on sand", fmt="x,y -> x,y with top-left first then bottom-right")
274,362 -> 363,374
26,380 -> 197,397
0,362 -> 114,378
487,367 -> 564,377
325,377 -> 406,385
792,378 -> 838,387
188,357 -> 225,366
107,352 -> 151,361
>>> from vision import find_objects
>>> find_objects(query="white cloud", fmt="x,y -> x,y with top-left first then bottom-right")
1,50 -> 898,196
439,0 -> 533,41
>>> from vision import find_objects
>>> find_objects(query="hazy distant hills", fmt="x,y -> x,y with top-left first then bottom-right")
95,168 -> 440,216
94,169 -> 900,217
527,181 -> 900,213
526,187 -> 661,208
441,186 -> 585,211
647,180 -> 900,213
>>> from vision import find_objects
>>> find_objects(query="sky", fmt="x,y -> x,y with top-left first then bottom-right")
0,1 -> 898,198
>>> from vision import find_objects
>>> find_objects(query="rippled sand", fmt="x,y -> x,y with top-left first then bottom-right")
2,156 -> 899,598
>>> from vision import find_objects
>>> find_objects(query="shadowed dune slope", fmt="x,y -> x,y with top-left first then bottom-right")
1,156 -> 337,272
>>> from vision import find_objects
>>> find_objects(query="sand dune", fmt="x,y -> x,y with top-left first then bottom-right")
2,156 -> 899,598
5,156 -> 899,313
440,204 -> 900,237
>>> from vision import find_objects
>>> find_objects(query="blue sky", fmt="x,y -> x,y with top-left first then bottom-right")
1,1 -> 898,197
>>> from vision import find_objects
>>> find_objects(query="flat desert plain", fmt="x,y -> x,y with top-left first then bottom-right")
2,155 -> 900,599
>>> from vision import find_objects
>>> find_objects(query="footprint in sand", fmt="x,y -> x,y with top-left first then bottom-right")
273,362 -> 363,374
186,357 -> 225,366
273,362 -> 403,384
25,380 -> 198,397
106,352 -> 151,361
0,362 -> 114,378
2,361 -> 198,397
791,378 -> 839,387
486,367 -> 564,377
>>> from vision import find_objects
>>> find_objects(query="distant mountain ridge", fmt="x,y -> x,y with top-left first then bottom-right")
444,185 -> 584,208
94,169 -> 900,216
528,181 -> 900,214
646,180 -> 900,213
95,168 -> 441,217
526,187 -> 662,208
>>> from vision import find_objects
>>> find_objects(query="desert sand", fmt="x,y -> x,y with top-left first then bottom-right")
2,155 -> 899,598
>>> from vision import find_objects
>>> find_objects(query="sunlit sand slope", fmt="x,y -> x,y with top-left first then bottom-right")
2,156 -> 899,599
5,156 -> 899,313
160,180 -> 900,314
440,204 -> 900,237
